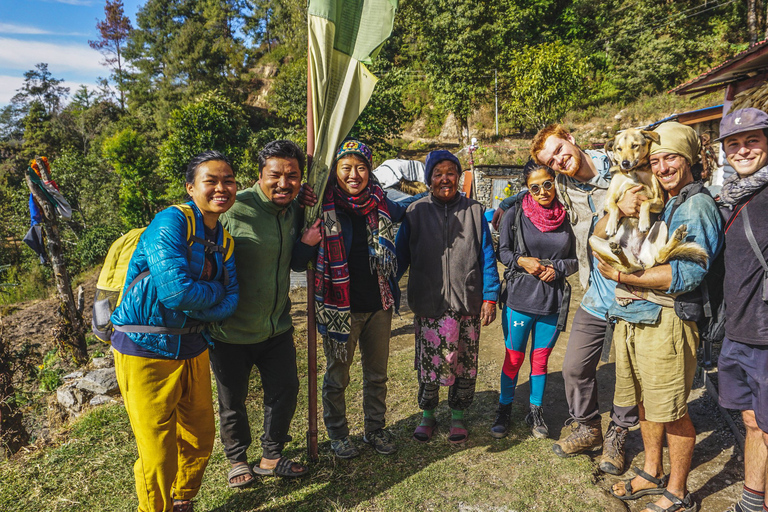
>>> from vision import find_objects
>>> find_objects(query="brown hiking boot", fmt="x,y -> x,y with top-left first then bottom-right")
552,418 -> 602,458
599,421 -> 628,475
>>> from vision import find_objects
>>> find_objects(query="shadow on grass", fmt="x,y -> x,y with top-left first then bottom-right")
208,390 -> 535,512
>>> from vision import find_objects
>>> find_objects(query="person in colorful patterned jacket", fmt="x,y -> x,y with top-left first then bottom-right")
298,140 -> 409,459
492,163 -> 578,440
396,149 -> 500,445
111,150 -> 240,512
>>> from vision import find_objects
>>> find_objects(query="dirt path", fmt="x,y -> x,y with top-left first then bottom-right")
390,272 -> 743,511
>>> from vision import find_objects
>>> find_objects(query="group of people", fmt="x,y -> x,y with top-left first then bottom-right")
107,107 -> 768,512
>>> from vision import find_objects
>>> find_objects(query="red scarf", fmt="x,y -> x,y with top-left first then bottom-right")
522,192 -> 566,232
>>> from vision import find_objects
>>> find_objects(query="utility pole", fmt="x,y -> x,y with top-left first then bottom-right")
494,69 -> 499,137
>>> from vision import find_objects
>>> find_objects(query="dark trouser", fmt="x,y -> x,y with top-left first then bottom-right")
417,378 -> 476,411
209,328 -> 299,462
562,307 -> 638,428
322,308 -> 393,440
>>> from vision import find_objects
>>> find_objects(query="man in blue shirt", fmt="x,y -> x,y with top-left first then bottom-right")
595,122 -> 723,512
531,124 -> 643,475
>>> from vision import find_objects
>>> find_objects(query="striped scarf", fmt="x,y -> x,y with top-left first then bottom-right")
314,182 -> 396,356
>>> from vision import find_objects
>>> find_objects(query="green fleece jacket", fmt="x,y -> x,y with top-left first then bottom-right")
209,185 -> 302,344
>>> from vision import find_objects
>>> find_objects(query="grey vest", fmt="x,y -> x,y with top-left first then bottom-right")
405,193 -> 486,318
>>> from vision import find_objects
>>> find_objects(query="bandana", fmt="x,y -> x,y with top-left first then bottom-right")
650,122 -> 701,166
314,181 -> 396,357
720,165 -> 768,206
521,192 -> 566,232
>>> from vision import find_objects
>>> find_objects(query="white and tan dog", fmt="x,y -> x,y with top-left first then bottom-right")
590,217 -> 708,274
602,128 -> 665,236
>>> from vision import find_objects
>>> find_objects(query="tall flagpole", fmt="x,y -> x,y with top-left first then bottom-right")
306,51 -> 319,462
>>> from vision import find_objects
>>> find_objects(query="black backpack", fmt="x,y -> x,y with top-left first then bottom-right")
668,182 -> 726,368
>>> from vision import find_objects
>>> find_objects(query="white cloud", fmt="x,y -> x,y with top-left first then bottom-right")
0,23 -> 86,36
0,37 -> 104,74
0,75 -> 25,104
46,0 -> 94,6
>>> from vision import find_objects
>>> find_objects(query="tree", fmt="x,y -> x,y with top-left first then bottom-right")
11,64 -> 69,116
419,0 -> 501,144
501,41 -> 591,131
158,91 -> 255,199
103,129 -> 164,228
89,0 -> 133,110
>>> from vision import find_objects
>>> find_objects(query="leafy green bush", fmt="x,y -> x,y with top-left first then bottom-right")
158,91 -> 255,200
35,350 -> 62,392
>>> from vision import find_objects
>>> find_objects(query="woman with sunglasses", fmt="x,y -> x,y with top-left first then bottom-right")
490,162 -> 578,439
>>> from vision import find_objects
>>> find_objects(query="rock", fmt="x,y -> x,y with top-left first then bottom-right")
57,383 -> 86,412
89,395 -> 115,407
76,368 -> 118,396
62,371 -> 84,380
91,357 -> 112,369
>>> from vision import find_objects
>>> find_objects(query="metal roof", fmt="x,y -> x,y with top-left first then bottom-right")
671,40 -> 768,95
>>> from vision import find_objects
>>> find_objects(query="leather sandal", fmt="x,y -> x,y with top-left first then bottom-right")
252,457 -> 308,478
173,500 -> 194,512
644,490 -> 697,512
610,467 -> 669,501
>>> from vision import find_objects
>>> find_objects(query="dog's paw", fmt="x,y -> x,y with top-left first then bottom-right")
609,241 -> 622,255
638,217 -> 650,233
671,225 -> 688,241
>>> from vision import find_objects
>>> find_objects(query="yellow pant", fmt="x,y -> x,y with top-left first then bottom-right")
114,349 -> 215,512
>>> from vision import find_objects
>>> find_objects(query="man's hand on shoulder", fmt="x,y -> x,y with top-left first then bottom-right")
298,183 -> 318,208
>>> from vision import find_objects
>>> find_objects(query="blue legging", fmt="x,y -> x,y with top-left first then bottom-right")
499,306 -> 560,406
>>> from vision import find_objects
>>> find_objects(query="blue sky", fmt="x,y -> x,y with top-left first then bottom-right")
0,0 -> 143,106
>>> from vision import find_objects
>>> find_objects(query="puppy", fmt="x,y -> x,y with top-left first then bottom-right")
603,128 -> 665,236
590,217 -> 708,274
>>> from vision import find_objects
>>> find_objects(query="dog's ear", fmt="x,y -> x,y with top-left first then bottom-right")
641,130 -> 660,144
605,139 -> 614,152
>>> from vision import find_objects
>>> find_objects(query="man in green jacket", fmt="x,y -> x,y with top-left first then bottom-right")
209,140 -> 321,487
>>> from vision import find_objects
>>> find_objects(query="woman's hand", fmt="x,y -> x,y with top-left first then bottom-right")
480,301 -> 496,326
517,256 -> 545,276
301,219 -> 322,246
538,265 -> 556,282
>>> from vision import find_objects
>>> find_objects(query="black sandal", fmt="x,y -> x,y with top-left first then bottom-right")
253,457 -> 309,478
644,490 -> 697,512
610,467 -> 669,501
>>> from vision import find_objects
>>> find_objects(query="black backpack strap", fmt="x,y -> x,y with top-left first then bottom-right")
742,205 -> 768,302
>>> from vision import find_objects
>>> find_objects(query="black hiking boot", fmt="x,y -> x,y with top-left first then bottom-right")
490,402 -> 512,439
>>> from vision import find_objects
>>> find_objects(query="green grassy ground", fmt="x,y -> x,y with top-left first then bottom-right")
0,288 -> 613,511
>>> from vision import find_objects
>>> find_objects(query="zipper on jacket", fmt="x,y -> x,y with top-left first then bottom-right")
271,213 -> 283,338
444,202 -> 450,298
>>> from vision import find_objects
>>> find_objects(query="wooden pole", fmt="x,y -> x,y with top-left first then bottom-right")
306,52 -> 319,462
25,157 -> 87,365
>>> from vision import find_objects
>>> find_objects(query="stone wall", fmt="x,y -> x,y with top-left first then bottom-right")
473,165 -> 525,209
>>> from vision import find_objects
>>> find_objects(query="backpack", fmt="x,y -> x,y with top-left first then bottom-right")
668,182 -> 726,368
91,204 -> 233,342
499,192 -> 572,331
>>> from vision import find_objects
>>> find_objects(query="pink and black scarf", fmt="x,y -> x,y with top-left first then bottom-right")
521,192 -> 566,232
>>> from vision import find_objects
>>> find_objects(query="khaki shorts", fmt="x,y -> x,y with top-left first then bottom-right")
613,307 -> 699,423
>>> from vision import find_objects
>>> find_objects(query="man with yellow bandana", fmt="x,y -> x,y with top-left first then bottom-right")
594,122 -> 723,512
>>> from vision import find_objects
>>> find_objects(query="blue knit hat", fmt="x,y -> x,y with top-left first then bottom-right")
425,150 -> 462,183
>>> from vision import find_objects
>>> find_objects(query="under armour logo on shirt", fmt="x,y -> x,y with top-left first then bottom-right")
735,117 -> 742,124
512,320 -> 525,327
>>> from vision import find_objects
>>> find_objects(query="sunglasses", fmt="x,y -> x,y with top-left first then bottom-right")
529,181 -> 554,195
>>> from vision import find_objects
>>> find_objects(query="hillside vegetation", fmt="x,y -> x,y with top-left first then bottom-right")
0,0 -> 755,299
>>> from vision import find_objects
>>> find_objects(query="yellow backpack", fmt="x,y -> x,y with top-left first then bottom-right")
91,204 -> 233,342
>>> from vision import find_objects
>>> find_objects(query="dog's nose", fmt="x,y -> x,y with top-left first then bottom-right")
622,160 -> 631,168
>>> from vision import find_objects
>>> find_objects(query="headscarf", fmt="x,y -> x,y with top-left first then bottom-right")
650,122 -> 701,166
314,140 -> 396,357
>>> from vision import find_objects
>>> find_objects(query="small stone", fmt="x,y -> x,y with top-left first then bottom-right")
601,132 -> 609,138
91,357 -> 112,369
77,368 -> 118,395
56,383 -> 86,412
614,113 -> 623,120
62,371 -> 84,380
725,479 -> 732,485
89,395 -> 115,407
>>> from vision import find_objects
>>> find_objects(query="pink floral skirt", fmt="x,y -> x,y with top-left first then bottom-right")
414,311 -> 481,386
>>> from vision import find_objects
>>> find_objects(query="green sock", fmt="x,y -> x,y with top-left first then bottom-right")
451,409 -> 464,420
420,409 -> 435,425
423,409 -> 435,419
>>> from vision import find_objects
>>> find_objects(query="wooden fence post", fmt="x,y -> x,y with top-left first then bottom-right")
24,156 -> 88,365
